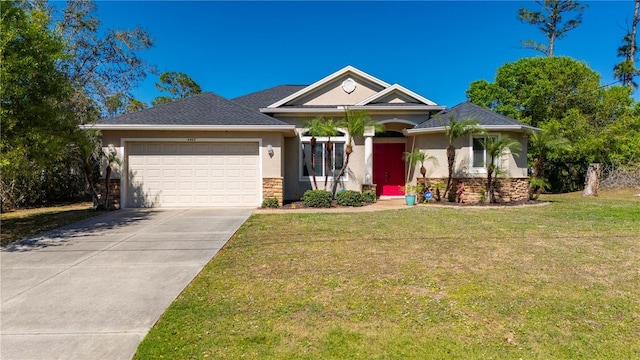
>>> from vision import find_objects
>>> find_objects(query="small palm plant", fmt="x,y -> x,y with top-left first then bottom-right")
403,149 -> 438,189
480,135 -> 522,203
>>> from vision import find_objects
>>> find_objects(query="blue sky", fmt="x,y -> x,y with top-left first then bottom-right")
93,1 -> 636,107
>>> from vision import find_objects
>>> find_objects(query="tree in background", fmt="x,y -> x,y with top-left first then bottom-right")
480,136 -> 521,203
152,71 -> 202,106
104,93 -> 147,117
527,127 -> 571,199
518,0 -> 587,57
0,1 -> 78,209
613,0 -> 640,88
467,56 -> 639,192
57,0 -> 154,123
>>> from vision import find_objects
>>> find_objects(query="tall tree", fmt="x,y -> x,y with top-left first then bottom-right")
56,0 -> 154,123
527,127 -> 571,199
441,116 -> 480,200
518,0 -> 587,57
466,56 -> 638,193
152,71 -> 201,106
104,93 -> 147,117
613,0 -> 640,88
332,109 -> 383,197
480,136 -> 522,203
0,1 -> 76,208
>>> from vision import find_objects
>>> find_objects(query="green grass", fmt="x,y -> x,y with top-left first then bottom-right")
135,190 -> 640,359
1,202 -> 100,246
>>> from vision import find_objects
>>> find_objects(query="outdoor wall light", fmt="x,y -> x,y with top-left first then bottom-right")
267,144 -> 274,158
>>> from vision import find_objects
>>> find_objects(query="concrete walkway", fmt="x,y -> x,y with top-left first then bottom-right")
1,208 -> 253,360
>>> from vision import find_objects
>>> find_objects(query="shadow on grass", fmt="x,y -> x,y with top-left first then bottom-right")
1,209 -> 158,252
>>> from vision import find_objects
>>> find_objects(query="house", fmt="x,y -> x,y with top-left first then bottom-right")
87,66 -> 536,208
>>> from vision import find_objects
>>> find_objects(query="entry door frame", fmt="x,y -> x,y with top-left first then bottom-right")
373,140 -> 407,197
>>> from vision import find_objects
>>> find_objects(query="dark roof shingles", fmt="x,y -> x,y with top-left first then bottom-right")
94,92 -> 289,126
232,85 -> 307,109
415,102 -> 532,129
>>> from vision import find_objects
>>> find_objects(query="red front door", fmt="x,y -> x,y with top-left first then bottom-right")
373,143 -> 406,196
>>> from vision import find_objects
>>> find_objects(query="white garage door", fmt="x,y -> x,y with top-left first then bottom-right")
126,142 -> 260,207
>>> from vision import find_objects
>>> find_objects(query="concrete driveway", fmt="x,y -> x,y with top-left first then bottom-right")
1,207 -> 253,360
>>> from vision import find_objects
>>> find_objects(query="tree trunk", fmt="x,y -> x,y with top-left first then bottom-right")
103,165 -> 112,210
583,163 -> 602,196
331,145 -> 352,198
445,145 -> 455,201
630,0 -> 639,87
309,137 -> 318,190
324,138 -> 333,191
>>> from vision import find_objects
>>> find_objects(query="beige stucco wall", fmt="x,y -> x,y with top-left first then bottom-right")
295,75 -> 384,106
99,130 -> 284,180
405,131 -> 529,185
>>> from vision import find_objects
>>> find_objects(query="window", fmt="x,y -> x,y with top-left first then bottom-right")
470,134 -> 498,171
300,132 -> 347,180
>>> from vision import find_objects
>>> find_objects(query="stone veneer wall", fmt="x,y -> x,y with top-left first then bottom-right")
417,177 -> 529,203
96,179 -> 121,209
263,177 -> 284,205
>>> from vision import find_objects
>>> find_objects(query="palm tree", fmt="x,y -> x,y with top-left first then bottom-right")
442,116 -> 480,200
303,117 -> 326,190
331,108 -> 383,197
481,135 -> 522,203
403,149 -> 438,186
321,119 -> 339,191
527,129 -> 571,199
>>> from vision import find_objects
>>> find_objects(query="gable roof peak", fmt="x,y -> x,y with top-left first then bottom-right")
266,65 -> 391,108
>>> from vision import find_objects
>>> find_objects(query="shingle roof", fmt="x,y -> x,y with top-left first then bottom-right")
232,85 -> 307,109
93,92 -> 289,126
415,102 -> 535,129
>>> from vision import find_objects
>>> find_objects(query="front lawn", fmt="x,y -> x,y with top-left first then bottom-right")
135,190 -> 640,359
1,202 -> 99,246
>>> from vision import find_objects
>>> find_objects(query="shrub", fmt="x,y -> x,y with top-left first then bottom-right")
261,198 -> 279,208
302,190 -> 332,208
361,190 -> 376,204
336,190 -> 363,207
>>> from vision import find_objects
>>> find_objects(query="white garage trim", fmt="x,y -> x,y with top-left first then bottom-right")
121,138 -> 263,208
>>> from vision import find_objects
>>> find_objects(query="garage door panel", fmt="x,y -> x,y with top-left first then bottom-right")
126,142 -> 260,207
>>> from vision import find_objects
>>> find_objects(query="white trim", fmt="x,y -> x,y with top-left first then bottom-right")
468,133 -> 501,174
405,124 -> 538,136
261,105 -> 444,114
379,118 -> 419,126
81,124 -> 295,132
267,65 -> 391,108
298,132 -> 348,183
355,84 -> 438,106
120,138 -> 263,208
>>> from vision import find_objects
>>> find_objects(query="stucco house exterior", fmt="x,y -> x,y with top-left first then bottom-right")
87,66 -> 536,208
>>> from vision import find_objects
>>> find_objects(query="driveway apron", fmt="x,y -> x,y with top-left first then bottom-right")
1,207 -> 253,360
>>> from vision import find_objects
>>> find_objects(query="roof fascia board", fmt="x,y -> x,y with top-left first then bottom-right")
261,105 -> 445,114
404,124 -> 540,135
355,84 -> 438,106
266,65 -> 391,109
81,124 -> 296,133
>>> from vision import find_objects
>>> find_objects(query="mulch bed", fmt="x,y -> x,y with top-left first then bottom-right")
275,199 -> 544,210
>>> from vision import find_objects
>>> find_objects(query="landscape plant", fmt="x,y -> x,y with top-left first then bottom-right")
260,198 -> 279,209
335,190 -> 363,207
301,190 -> 332,208
481,135 -> 522,203
442,116 -> 480,200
